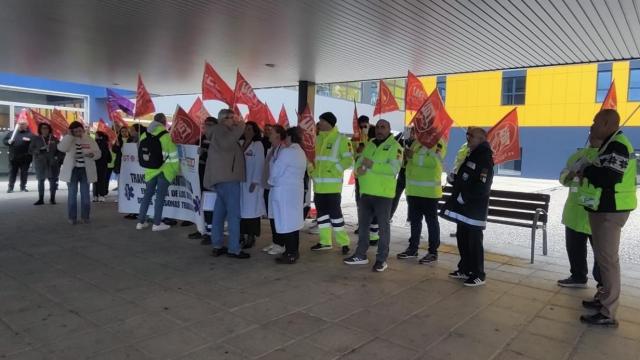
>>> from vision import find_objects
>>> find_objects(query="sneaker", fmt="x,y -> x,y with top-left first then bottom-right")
152,223 -> 171,232
188,231 -> 203,239
580,313 -> 618,327
372,261 -> 388,272
34,199 -> 45,206
7,189 -> 14,193
557,277 -> 588,288
448,270 -> 468,280
343,255 -> 369,265
136,222 -> 150,230
582,299 -> 603,310
276,254 -> 299,264
92,197 -> 99,203
464,276 -> 486,287
124,214 -> 138,220
98,196 -> 106,202
268,244 -> 286,255
211,247 -> 228,257
341,246 -> 350,255
397,250 -> 418,259
21,188 -> 28,192
227,251 -> 251,259
310,243 -> 332,251
262,244 -> 274,253
419,253 -> 438,264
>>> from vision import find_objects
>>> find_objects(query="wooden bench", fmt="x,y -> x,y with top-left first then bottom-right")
440,186 -> 551,264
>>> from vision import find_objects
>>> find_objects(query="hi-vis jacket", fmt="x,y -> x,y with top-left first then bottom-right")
141,124 -> 180,182
355,135 -> 403,198
405,139 -> 447,199
560,148 -> 597,235
309,127 -> 353,193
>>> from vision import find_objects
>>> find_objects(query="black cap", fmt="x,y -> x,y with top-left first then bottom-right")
319,112 -> 337,127
357,115 -> 370,124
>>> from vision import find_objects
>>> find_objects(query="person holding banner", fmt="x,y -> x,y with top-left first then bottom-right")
135,113 -> 179,232
3,118 -> 34,193
439,127 -> 493,287
29,123 -> 62,205
344,120 -> 403,272
240,121 -> 266,249
58,121 -> 101,224
204,109 -> 249,259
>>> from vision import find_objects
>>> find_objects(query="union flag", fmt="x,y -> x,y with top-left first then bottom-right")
278,104 -> 289,128
202,62 -> 235,106
373,80 -> 399,116
188,97 -> 211,126
600,80 -> 617,110
170,106 -> 201,145
410,90 -> 453,149
97,118 -> 117,145
134,74 -> 155,118
405,71 -> 428,112
297,105 -> 316,163
50,109 -> 71,139
233,70 -> 261,108
487,108 -> 520,165
352,100 -> 361,141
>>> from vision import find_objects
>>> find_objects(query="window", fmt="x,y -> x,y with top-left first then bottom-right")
496,147 -> 523,176
628,60 -> 640,101
596,62 -> 613,102
316,82 -> 361,102
501,70 -> 526,105
436,75 -> 446,103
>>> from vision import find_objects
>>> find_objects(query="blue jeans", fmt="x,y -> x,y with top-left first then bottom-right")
212,181 -> 241,255
68,167 -> 90,221
138,174 -> 170,225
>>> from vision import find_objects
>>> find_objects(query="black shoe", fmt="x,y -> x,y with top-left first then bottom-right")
124,214 -> 138,220
343,255 -> 369,265
557,277 -> 588,288
448,270 -> 469,280
311,243 -> 333,251
200,237 -> 212,245
242,235 -> 256,249
163,218 -> 178,226
21,188 -> 28,192
580,313 -> 618,327
354,228 -> 359,234
464,276 -> 486,287
582,299 -> 603,310
369,240 -> 379,246
181,221 -> 194,227
50,198 -> 56,205
419,253 -> 438,264
211,247 -> 228,257
227,251 -> 251,259
7,189 -> 13,193
372,261 -> 388,272
397,250 -> 418,259
34,199 -> 45,206
188,231 -> 203,240
341,246 -> 350,255
276,253 -> 298,264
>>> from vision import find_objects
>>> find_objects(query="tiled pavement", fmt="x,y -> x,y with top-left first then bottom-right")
1,192 -> 640,360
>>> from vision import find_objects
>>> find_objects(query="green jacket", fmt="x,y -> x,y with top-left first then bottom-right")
142,125 -> 180,182
405,139 -> 447,198
309,127 -> 353,193
355,135 -> 403,198
560,148 -> 596,235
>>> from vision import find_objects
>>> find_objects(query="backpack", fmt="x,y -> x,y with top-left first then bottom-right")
138,130 -> 168,169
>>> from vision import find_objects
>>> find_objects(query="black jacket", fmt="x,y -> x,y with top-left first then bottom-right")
95,138 -> 112,167
440,141 -> 494,229
583,131 -> 631,212
3,130 -> 34,162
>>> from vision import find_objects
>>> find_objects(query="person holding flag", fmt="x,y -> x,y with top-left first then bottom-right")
308,112 -> 354,255
344,119 -> 403,272
29,122 -> 62,205
352,115 -> 381,244
3,117 -> 34,193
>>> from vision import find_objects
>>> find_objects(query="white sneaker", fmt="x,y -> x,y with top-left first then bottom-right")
98,196 -> 106,202
267,244 -> 286,255
262,244 -> 274,253
136,223 -> 149,230
92,197 -> 99,203
152,223 -> 171,232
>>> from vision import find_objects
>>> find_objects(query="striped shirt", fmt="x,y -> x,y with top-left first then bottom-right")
74,143 -> 85,167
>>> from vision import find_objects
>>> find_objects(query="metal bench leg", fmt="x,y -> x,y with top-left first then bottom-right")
530,227 -> 536,264
543,226 -> 548,256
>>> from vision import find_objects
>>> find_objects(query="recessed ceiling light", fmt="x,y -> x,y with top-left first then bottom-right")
264,63 -> 275,68
112,82 -> 120,86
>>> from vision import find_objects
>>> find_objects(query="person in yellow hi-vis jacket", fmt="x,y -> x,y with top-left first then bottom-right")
352,115 -> 381,244
308,112 -> 354,255
576,109 -> 636,327
344,119 -> 403,272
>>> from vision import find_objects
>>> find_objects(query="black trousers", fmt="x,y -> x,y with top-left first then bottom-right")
241,217 -> 261,236
9,158 -> 31,190
93,163 -> 109,197
280,230 -> 300,256
270,219 -> 284,246
37,178 -> 58,201
456,223 -> 485,280
390,167 -> 406,219
566,227 -> 602,285
407,196 -> 440,254
315,193 -> 345,228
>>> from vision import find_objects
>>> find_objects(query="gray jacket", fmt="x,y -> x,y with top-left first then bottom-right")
203,122 -> 246,189
29,135 -> 62,180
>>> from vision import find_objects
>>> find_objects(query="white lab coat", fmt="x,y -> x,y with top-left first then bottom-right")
240,141 -> 266,218
268,143 -> 306,234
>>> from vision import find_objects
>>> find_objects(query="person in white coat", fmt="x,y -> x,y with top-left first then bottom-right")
268,125 -> 307,264
240,121 -> 266,249
58,121 -> 101,224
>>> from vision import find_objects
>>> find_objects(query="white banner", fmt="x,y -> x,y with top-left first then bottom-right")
118,143 -> 206,234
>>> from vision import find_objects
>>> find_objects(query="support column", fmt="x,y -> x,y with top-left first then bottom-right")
298,81 -> 316,114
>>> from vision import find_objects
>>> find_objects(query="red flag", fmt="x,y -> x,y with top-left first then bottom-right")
30,109 -> 52,129
134,74 -> 155,118
170,106 -> 201,145
405,71 -> 428,112
202,62 -> 235,106
97,118 -> 117,145
373,80 -> 399,116
265,103 -> 277,126
487,108 -> 520,165
16,109 -> 38,134
601,80 -> 617,110
233,70 -> 261,108
232,104 -> 242,117
50,109 -> 71,139
188,97 -> 211,126
278,104 -> 290,128
410,90 -> 453,148
297,105 -> 316,163
109,110 -> 128,129
352,100 -> 361,141
247,102 -> 268,129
